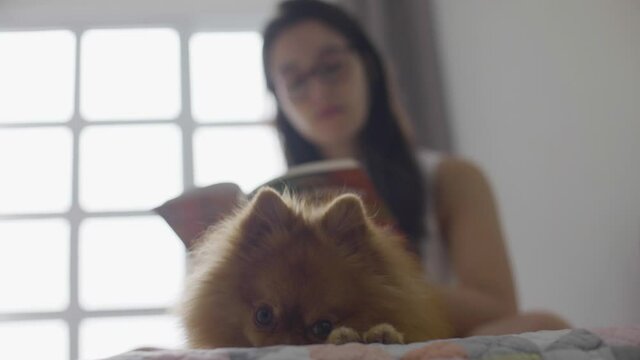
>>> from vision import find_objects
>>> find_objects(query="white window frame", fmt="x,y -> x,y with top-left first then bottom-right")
0,1 -> 283,359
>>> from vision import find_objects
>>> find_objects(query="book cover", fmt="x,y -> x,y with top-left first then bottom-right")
154,159 -> 399,250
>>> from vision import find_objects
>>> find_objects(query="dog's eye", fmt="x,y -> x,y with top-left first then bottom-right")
311,320 -> 333,340
254,305 -> 274,328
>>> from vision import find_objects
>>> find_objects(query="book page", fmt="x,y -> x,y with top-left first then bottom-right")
155,159 -> 401,250
255,160 -> 400,233
154,182 -> 245,249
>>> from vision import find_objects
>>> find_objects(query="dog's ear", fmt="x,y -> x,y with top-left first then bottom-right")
240,187 -> 294,245
320,194 -> 369,255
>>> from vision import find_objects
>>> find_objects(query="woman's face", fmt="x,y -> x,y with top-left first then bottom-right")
269,20 -> 369,155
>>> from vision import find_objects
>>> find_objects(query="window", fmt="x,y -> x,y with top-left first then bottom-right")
0,26 -> 285,360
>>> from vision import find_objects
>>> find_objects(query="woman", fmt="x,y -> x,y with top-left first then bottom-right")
262,0 -> 569,337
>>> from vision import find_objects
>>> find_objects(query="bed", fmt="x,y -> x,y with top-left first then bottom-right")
106,325 -> 640,359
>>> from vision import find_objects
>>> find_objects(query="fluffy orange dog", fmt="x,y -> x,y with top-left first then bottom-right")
179,187 -> 452,347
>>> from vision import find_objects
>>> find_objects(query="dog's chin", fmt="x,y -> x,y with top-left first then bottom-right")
246,332 -> 315,347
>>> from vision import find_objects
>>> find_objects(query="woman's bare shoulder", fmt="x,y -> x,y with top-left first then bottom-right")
432,156 -> 493,212
415,150 -> 486,184
436,155 -> 486,182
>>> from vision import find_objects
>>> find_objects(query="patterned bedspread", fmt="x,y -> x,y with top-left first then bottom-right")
105,326 -> 640,360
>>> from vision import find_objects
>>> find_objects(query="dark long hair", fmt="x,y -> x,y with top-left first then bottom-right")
262,0 -> 427,249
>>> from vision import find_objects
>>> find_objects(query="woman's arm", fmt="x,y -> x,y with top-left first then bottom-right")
433,157 -> 519,337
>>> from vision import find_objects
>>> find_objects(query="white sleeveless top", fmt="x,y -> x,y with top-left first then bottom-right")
416,150 -> 456,285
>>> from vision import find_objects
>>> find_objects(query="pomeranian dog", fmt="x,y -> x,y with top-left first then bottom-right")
178,187 -> 452,348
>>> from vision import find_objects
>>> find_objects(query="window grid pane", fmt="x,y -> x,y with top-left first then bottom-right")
79,216 -> 185,311
80,28 -> 181,121
79,124 -> 183,211
80,316 -> 184,360
0,30 -> 76,124
0,320 -> 68,360
193,125 -> 286,192
190,32 -> 274,123
0,127 -> 73,215
0,219 -> 70,312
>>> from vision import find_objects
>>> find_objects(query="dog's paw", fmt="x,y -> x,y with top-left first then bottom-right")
326,326 -> 362,345
363,323 -> 405,344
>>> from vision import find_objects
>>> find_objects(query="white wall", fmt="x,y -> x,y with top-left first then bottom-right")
432,0 -> 640,328
0,0 -> 282,29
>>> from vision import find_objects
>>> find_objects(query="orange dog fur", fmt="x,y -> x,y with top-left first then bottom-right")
179,187 -> 452,347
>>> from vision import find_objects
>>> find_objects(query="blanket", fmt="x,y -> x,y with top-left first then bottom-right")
105,325 -> 640,360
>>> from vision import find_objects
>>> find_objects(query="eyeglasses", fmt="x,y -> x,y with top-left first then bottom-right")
278,47 -> 354,101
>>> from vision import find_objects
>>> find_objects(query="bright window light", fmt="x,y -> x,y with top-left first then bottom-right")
193,125 -> 286,192
0,320 -> 68,360
79,216 -> 185,310
0,23 -> 287,360
80,316 -> 184,360
80,28 -> 181,121
79,124 -> 183,211
190,32 -> 275,122
0,127 -> 72,214
0,30 -> 75,124
0,219 -> 69,312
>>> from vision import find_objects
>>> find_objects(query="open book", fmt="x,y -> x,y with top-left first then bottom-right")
154,158 -> 399,250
